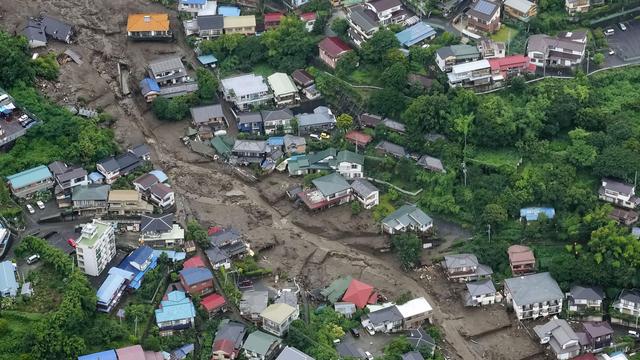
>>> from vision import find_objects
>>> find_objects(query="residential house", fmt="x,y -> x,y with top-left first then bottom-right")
202,293 -> 227,316
211,321 -> 247,360
6,165 -> 54,198
527,31 -> 587,68
96,267 -> 135,312
75,220 -> 117,277
0,261 -> 18,297
436,44 -> 482,72
240,290 -> 269,321
179,267 -> 214,296
396,297 -> 433,329
520,207 -> 556,221
334,302 -> 357,318
232,140 -> 271,165
139,213 -> 185,248
609,208 -> 639,226
149,182 -> 175,209
283,134 -> 306,155
97,151 -> 146,184
264,13 -> 284,29
127,14 -> 172,40
580,321 -> 614,352
406,328 -> 436,357
287,148 -> 336,175
507,244 -> 536,275
359,113 -> 384,128
351,178 -> 379,209
148,57 -> 190,87
504,0 -> 537,21
346,4 -> 381,46
299,172 -> 353,210
345,131 -> 373,147
297,106 -> 336,135
22,20 -> 47,48
206,246 -> 232,270
243,331 -> 282,360
366,304 -> 404,333
365,0 -> 409,26
291,69 -> 314,89
114,345 -> 165,360
48,161 -> 89,200
262,109 -> 294,135
598,178 -> 640,209
402,352 -> 424,360
318,37 -> 352,69
534,318 -> 581,360
133,171 -> 161,193
417,155 -> 445,173
504,272 -> 564,320
140,78 -> 161,102
208,226 -> 250,261
567,285 -> 605,313
72,185 -> 110,216
237,112 -> 264,134
211,135 -> 236,159
464,279 -> 499,306
320,275 -> 352,304
381,204 -> 433,235
442,254 -> 493,283
375,141 -> 406,158
395,22 -> 437,47
267,73 -> 299,106
488,55 -> 534,83
221,74 -> 272,111
155,290 -> 196,336
107,190 -> 153,216
342,279 -> 375,309
465,0 -> 501,34
336,150 -> 364,179
283,0 -> 311,9
158,82 -> 199,98
612,289 -> 640,317
382,118 -> 406,133
39,15 -> 74,43
477,39 -> 505,59
276,347 -> 315,360
190,104 -> 227,131
178,0 -> 208,13
129,144 -> 151,161
223,16 -> 256,35
218,5 -> 241,16
447,60 -> 492,90
116,245 -> 158,290
260,303 -> 299,336
566,0 -> 590,15
183,255 -> 206,269
197,15 -> 224,39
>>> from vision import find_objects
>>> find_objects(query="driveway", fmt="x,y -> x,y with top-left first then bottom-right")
603,20 -> 640,67
326,8 -> 347,37
341,330 -> 398,357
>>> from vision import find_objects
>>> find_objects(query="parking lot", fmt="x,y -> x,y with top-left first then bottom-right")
604,20 -> 640,66
341,330 -> 397,357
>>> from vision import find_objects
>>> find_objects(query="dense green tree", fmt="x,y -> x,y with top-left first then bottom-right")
152,96 -> 192,121
261,16 -> 317,72
0,31 -> 35,87
367,88 -> 407,118
360,29 -> 400,65
336,113 -> 354,132
32,52 -> 60,80
196,68 -> 218,101
471,96 -> 517,147
335,51 -> 359,78
330,18 -> 350,38
392,233 -> 422,270
380,62 -> 409,91
402,94 -> 450,135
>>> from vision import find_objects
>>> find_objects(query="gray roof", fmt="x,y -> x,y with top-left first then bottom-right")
276,346 -> 314,360
206,246 -> 230,265
221,74 -> 269,98
336,342 -> 366,359
215,321 -> 247,348
312,172 -> 351,196
534,319 -> 579,353
240,290 -> 269,314
504,0 -> 535,14
369,0 -> 402,12
466,0 -> 499,22
159,82 -> 199,98
368,305 -> 403,325
583,322 -> 613,338
275,291 -> 298,308
148,57 -> 186,76
190,104 -> 225,125
527,34 -> 586,55
406,328 -> 436,350
140,213 -> 174,233
72,184 -> 110,201
48,161 -> 68,175
417,155 -> 444,172
237,112 -> 263,125
0,261 -> 18,297
98,157 -> 120,172
297,106 -> 336,127
198,14 -> 224,30
436,44 -> 481,60
569,285 -> 604,301
601,178 -> 634,197
375,141 -> 406,157
351,178 -> 379,198
401,352 -> 424,360
232,140 -> 269,153
22,24 -> 46,44
56,166 -> 87,183
382,204 -> 432,229
283,135 -> 306,148
557,30 -> 588,42
383,119 -> 405,133
443,253 -> 479,269
504,272 -> 563,306
41,15 -> 73,42
261,109 -> 293,123
466,279 -> 496,297
619,289 -> 640,304
348,5 -> 379,33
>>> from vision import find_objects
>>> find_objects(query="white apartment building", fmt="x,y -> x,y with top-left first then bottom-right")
76,220 -> 116,276
504,272 -> 564,320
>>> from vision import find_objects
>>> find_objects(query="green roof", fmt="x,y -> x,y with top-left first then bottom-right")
6,165 -> 52,189
320,275 -> 352,303
337,150 -> 364,165
211,135 -> 235,157
243,331 -> 281,356
308,148 -> 337,165
77,221 -> 111,248
312,172 -> 350,196
451,44 -> 480,58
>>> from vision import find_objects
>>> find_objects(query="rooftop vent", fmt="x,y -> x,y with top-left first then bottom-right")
143,15 -> 151,22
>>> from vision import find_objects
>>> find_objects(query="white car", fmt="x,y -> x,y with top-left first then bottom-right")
604,28 -> 615,36
364,351 -> 374,360
619,23 -> 627,31
26,204 -> 35,214
36,200 -> 45,209
609,49 -> 615,55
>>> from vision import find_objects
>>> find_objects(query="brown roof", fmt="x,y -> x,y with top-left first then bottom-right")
150,182 -> 173,198
319,37 -> 352,58
583,322 -> 613,338
507,245 -> 535,264
109,190 -> 140,202
359,113 -> 383,128
127,14 -> 170,32
292,69 -> 314,87
345,130 -> 373,145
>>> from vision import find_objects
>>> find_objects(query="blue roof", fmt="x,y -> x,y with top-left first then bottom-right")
520,207 -> 555,221
218,5 -> 241,16
180,267 -> 213,286
88,171 -> 104,182
153,250 -> 187,262
6,165 -> 52,189
117,246 -> 157,290
267,137 -> 284,146
155,291 -> 196,323
395,22 -> 436,47
140,78 -> 161,95
77,349 -> 117,360
172,344 -> 195,360
149,170 -> 168,183
0,261 -> 18,297
181,0 -> 206,4
198,54 -> 218,65
96,267 -> 134,305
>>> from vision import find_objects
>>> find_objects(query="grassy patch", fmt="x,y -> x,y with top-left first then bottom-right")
491,25 -> 519,43
252,63 -> 276,78
1,310 -> 44,333
468,148 -> 521,168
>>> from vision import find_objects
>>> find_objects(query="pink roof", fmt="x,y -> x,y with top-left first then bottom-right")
202,293 -> 226,311
208,226 -> 222,236
489,55 -> 529,70
319,37 -> 352,58
265,12 -> 284,22
573,354 -> 597,360
345,131 -> 373,145
116,345 -> 145,360
144,351 -> 165,360
507,245 -> 535,263
300,12 -> 317,21
342,279 -> 374,309
213,338 -> 235,354
183,255 -> 206,269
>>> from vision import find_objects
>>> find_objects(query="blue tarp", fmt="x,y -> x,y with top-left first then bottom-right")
78,349 -> 117,360
140,78 -> 160,95
218,5 -> 241,16
88,171 -> 104,183
267,136 -> 284,146
395,22 -> 437,47
520,207 -> 555,221
197,54 -> 218,65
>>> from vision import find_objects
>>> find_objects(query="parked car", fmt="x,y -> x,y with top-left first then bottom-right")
629,330 -> 639,338
67,238 -> 77,248
26,204 -> 35,214
365,351 -> 374,360
320,132 -> 331,140
309,134 -> 320,140
350,328 -> 360,338
609,49 -> 616,55
604,28 -> 615,36
365,326 -> 375,336
619,23 -> 627,31
26,254 -> 40,265
36,201 -> 45,209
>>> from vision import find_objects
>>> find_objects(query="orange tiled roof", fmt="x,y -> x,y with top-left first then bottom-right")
127,13 -> 170,32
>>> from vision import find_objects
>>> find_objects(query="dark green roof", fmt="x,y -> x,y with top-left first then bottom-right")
337,150 -> 364,165
320,275 -> 353,303
308,148 -> 336,165
211,135 -> 235,157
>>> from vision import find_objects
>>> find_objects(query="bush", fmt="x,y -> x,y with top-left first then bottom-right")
351,201 -> 363,215
152,95 -> 193,121
32,53 -> 60,81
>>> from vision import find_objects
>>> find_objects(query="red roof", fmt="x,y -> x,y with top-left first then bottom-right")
202,293 -> 226,311
265,12 -> 284,22
213,339 -> 234,354
342,279 -> 374,309
300,12 -> 317,21
183,255 -> 206,269
208,226 -> 222,236
345,131 -> 373,145
367,291 -> 378,305
319,37 -> 352,58
572,354 -> 597,360
489,55 -> 530,70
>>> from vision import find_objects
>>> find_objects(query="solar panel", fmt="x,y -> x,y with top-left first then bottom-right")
475,0 -> 496,15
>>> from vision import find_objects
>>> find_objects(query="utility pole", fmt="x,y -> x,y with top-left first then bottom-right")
586,49 -> 590,74
462,161 -> 467,186
487,224 -> 491,243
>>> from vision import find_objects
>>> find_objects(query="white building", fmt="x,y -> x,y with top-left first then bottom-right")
533,319 -> 580,360
267,73 -> 299,106
464,279 -> 500,306
76,220 -> 116,276
220,74 -> 272,111
336,150 -> 364,179
260,303 -> 299,337
351,178 -> 379,209
447,60 -> 492,89
396,297 -> 433,329
504,272 -> 564,320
